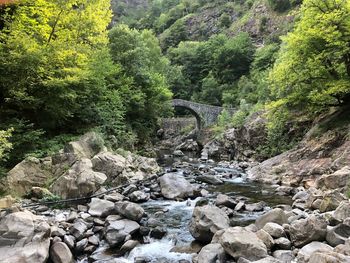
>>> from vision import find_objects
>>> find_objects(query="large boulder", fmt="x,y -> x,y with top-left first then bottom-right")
197,243 -> 226,263
333,201 -> 350,221
289,215 -> 327,247
0,211 -> 51,263
92,152 -> 127,183
49,242 -> 74,263
319,191 -> 345,213
216,226 -> 268,261
88,198 -> 115,217
51,158 -> 107,199
309,251 -> 350,263
0,195 -> 16,209
326,224 -> 350,247
5,157 -> 52,197
316,166 -> 350,190
114,201 -> 144,222
159,173 -> 195,200
104,219 -> 140,247
64,132 -> 104,158
297,241 -> 333,263
255,208 -> 288,229
189,205 -> 230,243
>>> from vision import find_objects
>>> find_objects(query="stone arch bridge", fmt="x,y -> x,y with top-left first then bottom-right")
172,99 -> 235,129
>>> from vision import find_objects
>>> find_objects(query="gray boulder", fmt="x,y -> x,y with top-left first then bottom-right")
129,191 -> 150,203
215,194 -> 237,209
216,226 -> 268,261
50,242 -> 74,263
197,243 -> 226,263
297,241 -> 333,263
104,219 -> 140,247
51,158 -> 107,199
159,173 -> 195,200
0,211 -> 51,263
64,132 -> 104,158
326,224 -> 350,247
334,201 -> 350,221
189,205 -> 229,243
92,152 -> 127,183
255,208 -> 288,229
88,198 -> 115,217
262,222 -> 285,239
115,201 -> 144,222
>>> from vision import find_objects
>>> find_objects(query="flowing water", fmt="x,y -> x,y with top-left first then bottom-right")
90,153 -> 292,263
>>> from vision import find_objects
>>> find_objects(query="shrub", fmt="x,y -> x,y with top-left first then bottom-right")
267,0 -> 291,12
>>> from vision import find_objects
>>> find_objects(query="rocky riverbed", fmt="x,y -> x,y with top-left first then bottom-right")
1,134 -> 350,263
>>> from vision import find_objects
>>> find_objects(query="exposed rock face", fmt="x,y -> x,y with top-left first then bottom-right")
51,158 -> 107,199
223,111 -> 267,161
289,215 -> 327,247
64,132 -> 104,159
216,226 -> 268,261
5,157 -> 52,197
247,119 -> 350,186
0,211 -> 51,263
159,173 -> 195,200
189,205 -> 230,243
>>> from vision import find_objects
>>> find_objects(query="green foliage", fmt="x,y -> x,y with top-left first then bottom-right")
219,13 -> 231,28
109,25 -> 172,142
270,0 -> 350,113
0,128 -> 13,161
159,18 -> 189,50
213,32 -> 255,84
267,0 -> 291,12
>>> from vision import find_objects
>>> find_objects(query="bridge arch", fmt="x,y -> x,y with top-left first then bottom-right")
172,99 -> 232,129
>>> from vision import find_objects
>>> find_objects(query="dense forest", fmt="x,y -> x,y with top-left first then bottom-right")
0,0 -> 350,174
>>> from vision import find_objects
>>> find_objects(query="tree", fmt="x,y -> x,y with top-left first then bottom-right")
109,25 -> 172,141
269,0 -> 350,111
213,32 -> 255,84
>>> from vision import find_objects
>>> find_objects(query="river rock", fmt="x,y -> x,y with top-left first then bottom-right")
309,251 -> 350,263
256,229 -> 274,251
255,208 -> 288,229
189,205 -> 230,243
197,243 -> 226,263
120,240 -> 140,254
104,219 -> 140,247
5,157 -> 52,197
216,226 -> 268,261
0,211 -> 51,263
51,158 -> 107,199
289,215 -> 327,247
69,219 -> 88,240
319,191 -> 345,213
215,194 -> 237,209
274,237 -> 291,250
50,242 -> 74,263
88,198 -> 115,217
272,250 -> 294,262
334,201 -> 350,221
316,166 -> 350,190
326,224 -> 350,247
262,222 -> 285,239
115,201 -> 144,222
63,235 -> 75,249
245,201 -> 266,212
159,173 -> 195,200
297,241 -> 333,263
0,195 -> 16,209
197,174 -> 223,185
129,191 -> 150,203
